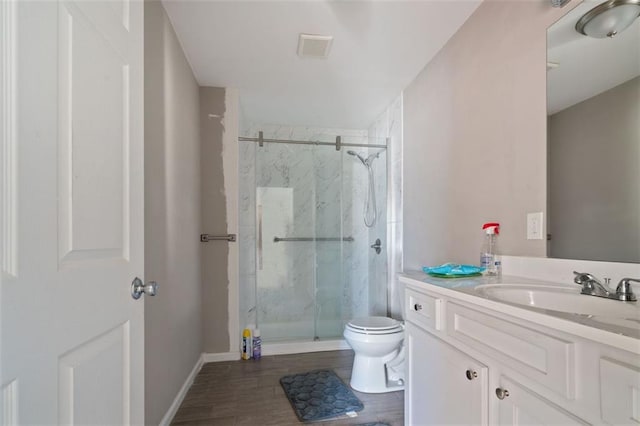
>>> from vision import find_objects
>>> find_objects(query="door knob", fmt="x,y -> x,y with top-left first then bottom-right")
465,370 -> 478,380
131,277 -> 158,300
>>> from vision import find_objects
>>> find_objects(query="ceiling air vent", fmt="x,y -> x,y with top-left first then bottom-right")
297,34 -> 333,58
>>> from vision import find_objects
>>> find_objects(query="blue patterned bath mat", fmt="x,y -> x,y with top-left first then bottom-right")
280,369 -> 364,422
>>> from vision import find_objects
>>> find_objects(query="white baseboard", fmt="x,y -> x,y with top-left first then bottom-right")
159,354 -> 204,426
202,351 -> 241,363
263,339 -> 351,356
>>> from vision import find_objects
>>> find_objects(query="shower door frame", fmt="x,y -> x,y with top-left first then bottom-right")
241,133 -> 391,344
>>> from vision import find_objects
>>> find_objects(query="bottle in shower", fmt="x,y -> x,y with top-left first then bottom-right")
480,222 -> 501,276
242,328 -> 252,360
252,328 -> 261,360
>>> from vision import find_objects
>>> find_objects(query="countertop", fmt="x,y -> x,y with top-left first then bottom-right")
400,270 -> 640,354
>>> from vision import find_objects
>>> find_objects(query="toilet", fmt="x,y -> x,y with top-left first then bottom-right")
343,316 -> 405,393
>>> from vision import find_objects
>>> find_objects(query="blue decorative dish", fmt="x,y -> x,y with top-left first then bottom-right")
422,263 -> 485,278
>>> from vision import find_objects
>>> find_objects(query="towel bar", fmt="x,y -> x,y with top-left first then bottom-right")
200,234 -> 236,242
273,236 -> 354,242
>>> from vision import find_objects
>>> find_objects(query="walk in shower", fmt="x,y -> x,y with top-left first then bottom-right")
238,126 -> 389,343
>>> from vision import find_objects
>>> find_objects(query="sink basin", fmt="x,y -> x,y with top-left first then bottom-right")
474,284 -> 640,319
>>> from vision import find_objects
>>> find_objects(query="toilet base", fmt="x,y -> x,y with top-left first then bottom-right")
349,351 -> 405,394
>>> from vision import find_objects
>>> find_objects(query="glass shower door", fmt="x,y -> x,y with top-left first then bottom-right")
367,147 -> 388,317
255,143 -> 316,341
252,135 -> 389,343
313,147 -> 344,340
341,143 -> 388,324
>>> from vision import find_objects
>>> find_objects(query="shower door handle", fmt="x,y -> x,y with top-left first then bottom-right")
370,238 -> 382,255
257,205 -> 263,270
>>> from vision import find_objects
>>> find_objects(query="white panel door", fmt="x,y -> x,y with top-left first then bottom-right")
1,0 -> 144,424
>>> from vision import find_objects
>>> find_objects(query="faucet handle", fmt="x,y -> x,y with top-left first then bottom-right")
616,278 -> 639,302
573,271 -> 601,285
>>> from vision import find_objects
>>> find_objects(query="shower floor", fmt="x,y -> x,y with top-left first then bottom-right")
260,319 -> 345,342
171,350 -> 404,425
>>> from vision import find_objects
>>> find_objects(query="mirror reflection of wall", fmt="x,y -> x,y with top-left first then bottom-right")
547,0 -> 640,263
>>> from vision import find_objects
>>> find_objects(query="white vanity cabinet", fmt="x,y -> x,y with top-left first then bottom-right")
403,279 -> 640,426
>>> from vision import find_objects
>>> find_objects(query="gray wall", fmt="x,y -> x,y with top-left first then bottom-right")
549,76 -> 640,263
402,0 -> 573,270
144,1 -> 203,424
199,87 -> 230,353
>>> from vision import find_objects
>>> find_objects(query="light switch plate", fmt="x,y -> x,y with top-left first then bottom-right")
527,212 -> 544,240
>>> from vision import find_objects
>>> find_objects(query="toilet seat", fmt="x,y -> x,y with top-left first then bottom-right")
346,316 -> 403,335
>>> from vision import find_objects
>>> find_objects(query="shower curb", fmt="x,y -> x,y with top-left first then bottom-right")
263,339 -> 351,356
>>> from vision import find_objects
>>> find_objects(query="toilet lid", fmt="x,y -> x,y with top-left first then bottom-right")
347,316 -> 402,332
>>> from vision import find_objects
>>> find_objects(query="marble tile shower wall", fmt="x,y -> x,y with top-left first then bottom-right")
238,123 -> 386,340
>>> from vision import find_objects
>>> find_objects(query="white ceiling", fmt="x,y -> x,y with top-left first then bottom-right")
162,0 -> 482,129
547,0 -> 640,115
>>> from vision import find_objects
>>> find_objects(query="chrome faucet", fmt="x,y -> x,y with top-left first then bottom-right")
573,271 -> 638,302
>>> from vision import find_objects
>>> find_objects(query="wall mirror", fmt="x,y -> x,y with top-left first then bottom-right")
546,0 -> 640,263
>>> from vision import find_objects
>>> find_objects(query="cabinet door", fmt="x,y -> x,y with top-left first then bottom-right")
405,322 -> 488,426
599,357 -> 640,425
495,377 -> 587,425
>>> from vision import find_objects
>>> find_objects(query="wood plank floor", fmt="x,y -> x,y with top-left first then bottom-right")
171,350 -> 404,426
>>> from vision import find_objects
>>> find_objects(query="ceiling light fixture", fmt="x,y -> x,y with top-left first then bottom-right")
575,0 -> 640,38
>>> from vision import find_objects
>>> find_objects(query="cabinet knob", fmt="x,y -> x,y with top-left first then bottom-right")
414,303 -> 423,311
495,388 -> 510,400
465,370 -> 478,380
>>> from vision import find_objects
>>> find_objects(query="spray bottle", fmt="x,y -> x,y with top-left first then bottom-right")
480,222 -> 501,276
252,328 -> 261,360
